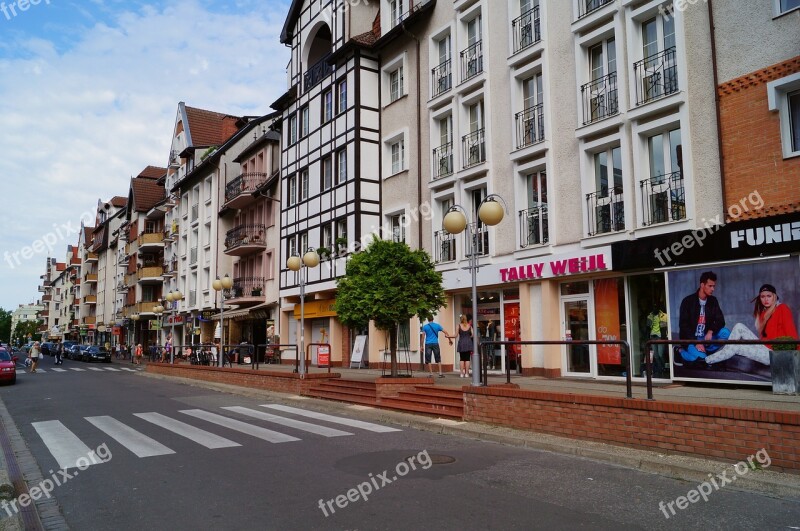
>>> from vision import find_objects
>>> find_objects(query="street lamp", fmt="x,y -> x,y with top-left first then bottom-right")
165,290 -> 183,364
130,312 -> 140,351
212,274 -> 234,367
443,194 -> 507,386
287,248 -> 320,376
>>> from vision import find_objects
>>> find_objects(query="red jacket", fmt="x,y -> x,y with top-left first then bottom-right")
762,304 -> 799,350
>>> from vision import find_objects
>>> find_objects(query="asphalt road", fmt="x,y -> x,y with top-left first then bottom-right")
0,356 -> 798,530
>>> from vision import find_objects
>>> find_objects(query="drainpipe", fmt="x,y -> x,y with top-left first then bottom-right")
400,23 -> 423,251
707,0 -> 727,216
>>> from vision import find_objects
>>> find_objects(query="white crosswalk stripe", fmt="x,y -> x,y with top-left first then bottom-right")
51,368 -> 67,372
102,367 -> 121,371
69,368 -> 86,372
35,369 -> 46,372
120,368 -> 138,372
261,404 -> 401,432
134,413 -> 241,449
86,416 -> 175,458
222,406 -> 353,437
88,367 -> 105,371
179,409 -> 300,443
32,420 -> 98,470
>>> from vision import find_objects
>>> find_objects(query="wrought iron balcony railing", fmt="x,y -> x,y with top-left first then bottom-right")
304,54 -> 333,93
634,47 -> 678,106
512,6 -> 541,54
225,224 -> 267,252
578,0 -> 614,19
228,277 -> 267,299
432,142 -> 453,180
581,72 -> 619,125
464,222 -> 489,257
515,103 -> 544,149
460,41 -> 483,83
431,59 -> 452,98
433,230 -> 456,263
640,171 -> 686,226
462,129 -> 486,169
586,186 -> 625,236
225,172 -> 270,203
519,205 -> 549,247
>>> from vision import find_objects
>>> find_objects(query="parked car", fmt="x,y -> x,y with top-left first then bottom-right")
83,346 -> 111,363
61,340 -> 78,355
0,348 -> 17,385
41,342 -> 59,356
67,344 -> 85,360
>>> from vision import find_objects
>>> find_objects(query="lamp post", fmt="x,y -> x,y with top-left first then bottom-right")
286,248 -> 320,376
212,274 -> 234,367
165,290 -> 183,364
130,312 -> 140,351
443,194 -> 507,386
153,304 -> 165,360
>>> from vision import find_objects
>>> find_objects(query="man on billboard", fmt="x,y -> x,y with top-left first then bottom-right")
678,271 -> 728,365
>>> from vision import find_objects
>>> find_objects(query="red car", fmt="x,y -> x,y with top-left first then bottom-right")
0,348 -> 17,385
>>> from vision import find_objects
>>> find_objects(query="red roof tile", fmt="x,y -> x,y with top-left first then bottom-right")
138,166 -> 167,179
55,263 -> 66,271
352,30 -> 377,46
82,227 -> 94,241
110,196 -> 128,207
185,106 -> 241,147
131,177 -> 165,212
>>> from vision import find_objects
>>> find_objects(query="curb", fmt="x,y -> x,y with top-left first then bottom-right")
142,371 -> 800,499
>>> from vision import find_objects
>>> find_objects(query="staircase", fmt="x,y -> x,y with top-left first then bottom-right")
378,385 -> 464,419
304,379 -> 378,406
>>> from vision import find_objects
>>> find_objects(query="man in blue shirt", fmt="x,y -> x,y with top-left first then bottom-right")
420,316 -> 453,377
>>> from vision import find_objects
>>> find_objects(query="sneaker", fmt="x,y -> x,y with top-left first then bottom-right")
438,374 -> 445,378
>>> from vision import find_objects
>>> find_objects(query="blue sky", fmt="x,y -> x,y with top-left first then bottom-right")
0,0 -> 291,312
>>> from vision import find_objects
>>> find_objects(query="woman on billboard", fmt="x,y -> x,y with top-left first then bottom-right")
705,284 -> 799,366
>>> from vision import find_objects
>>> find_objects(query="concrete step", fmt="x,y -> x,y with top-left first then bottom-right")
411,386 -> 465,399
396,392 -> 463,407
377,397 -> 463,419
317,379 -> 377,390
307,385 -> 377,399
306,389 -> 378,407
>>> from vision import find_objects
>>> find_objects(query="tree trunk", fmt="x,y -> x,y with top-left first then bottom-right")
390,325 -> 398,377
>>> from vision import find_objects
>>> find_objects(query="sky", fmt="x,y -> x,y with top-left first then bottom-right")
0,0 -> 291,311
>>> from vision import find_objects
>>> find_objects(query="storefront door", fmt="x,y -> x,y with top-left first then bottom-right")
562,298 -> 593,375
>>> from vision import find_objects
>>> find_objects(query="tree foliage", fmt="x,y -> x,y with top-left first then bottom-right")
335,238 -> 446,376
0,309 -> 10,343
12,320 -> 40,345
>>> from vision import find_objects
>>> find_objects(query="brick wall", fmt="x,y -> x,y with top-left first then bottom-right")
719,56 -> 800,220
465,387 -> 800,472
146,363 -> 341,394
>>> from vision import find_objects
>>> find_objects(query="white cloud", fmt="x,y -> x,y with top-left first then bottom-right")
0,0 -> 290,310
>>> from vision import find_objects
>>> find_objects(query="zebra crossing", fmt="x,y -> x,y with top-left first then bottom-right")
18,366 -> 141,374
32,405 -> 400,469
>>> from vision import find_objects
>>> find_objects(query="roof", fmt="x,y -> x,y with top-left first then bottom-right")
138,166 -> 166,180
55,263 -> 66,271
131,177 -> 165,212
280,0 -> 304,44
110,196 -> 127,208
82,227 -> 94,241
184,106 -> 241,148
352,30 -> 377,47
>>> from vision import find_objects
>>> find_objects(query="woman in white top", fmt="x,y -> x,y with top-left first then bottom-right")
29,341 -> 41,373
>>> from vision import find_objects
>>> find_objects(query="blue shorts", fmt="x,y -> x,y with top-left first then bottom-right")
680,327 -> 730,362
425,344 -> 441,363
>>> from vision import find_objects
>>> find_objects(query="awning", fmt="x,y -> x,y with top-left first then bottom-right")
211,302 -> 273,321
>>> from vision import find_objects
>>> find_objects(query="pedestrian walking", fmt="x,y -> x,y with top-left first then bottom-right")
55,341 -> 64,365
419,316 -> 453,378
29,341 -> 41,373
134,344 -> 143,365
456,315 -> 474,378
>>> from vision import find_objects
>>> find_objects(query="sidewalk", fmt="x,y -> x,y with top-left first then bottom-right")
190,360 -> 800,412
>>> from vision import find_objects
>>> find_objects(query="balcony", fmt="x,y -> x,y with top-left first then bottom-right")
84,294 -> 97,304
85,252 -> 98,262
83,316 -> 96,325
116,281 -> 129,293
227,277 -> 266,306
460,41 -> 483,83
432,142 -> 454,181
225,224 -> 267,256
133,301 -> 159,316
224,172 -> 270,209
633,47 -> 678,106
138,231 -> 164,251
586,186 -> 625,236
640,171 -> 686,226
578,0 -> 614,19
434,230 -> 456,263
515,103 -> 544,149
125,240 -> 139,256
581,72 -> 618,126
42,294 -> 52,302
304,53 -> 333,93
462,129 -> 486,169
84,273 -> 98,283
137,266 -> 164,284
519,205 -> 549,247
512,6 -> 541,54
40,310 -> 50,318
162,260 -> 178,278
464,222 -> 489,257
431,60 -> 452,99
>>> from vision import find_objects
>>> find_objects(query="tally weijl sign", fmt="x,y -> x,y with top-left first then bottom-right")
441,247 -> 612,290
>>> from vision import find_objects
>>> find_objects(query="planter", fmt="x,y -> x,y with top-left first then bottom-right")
770,350 -> 800,395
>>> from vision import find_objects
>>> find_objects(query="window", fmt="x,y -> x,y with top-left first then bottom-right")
636,15 -> 677,105
389,66 -> 404,102
322,156 -> 333,190
288,235 -> 297,258
322,89 -> 333,122
299,169 -> 309,201
391,140 -> 405,174
779,0 -> 800,14
299,106 -> 309,137
515,0 -> 540,52
470,188 -> 489,256
588,147 -> 624,235
432,35 -> 451,97
518,73 -> 544,147
337,148 -> 347,184
336,218 -> 348,253
583,38 -> 618,124
337,79 -> 348,114
390,0 -> 404,27
287,175 -> 297,206
390,214 -> 406,243
433,116 -> 453,179
464,101 -> 486,167
322,224 -> 333,249
643,128 -> 685,225
767,74 -> 800,158
288,114 -> 297,144
522,170 -> 548,246
299,231 -> 308,254
463,16 -> 483,81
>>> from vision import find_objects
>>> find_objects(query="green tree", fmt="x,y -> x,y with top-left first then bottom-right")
0,309 -> 11,343
335,238 -> 446,377
11,320 -> 40,345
